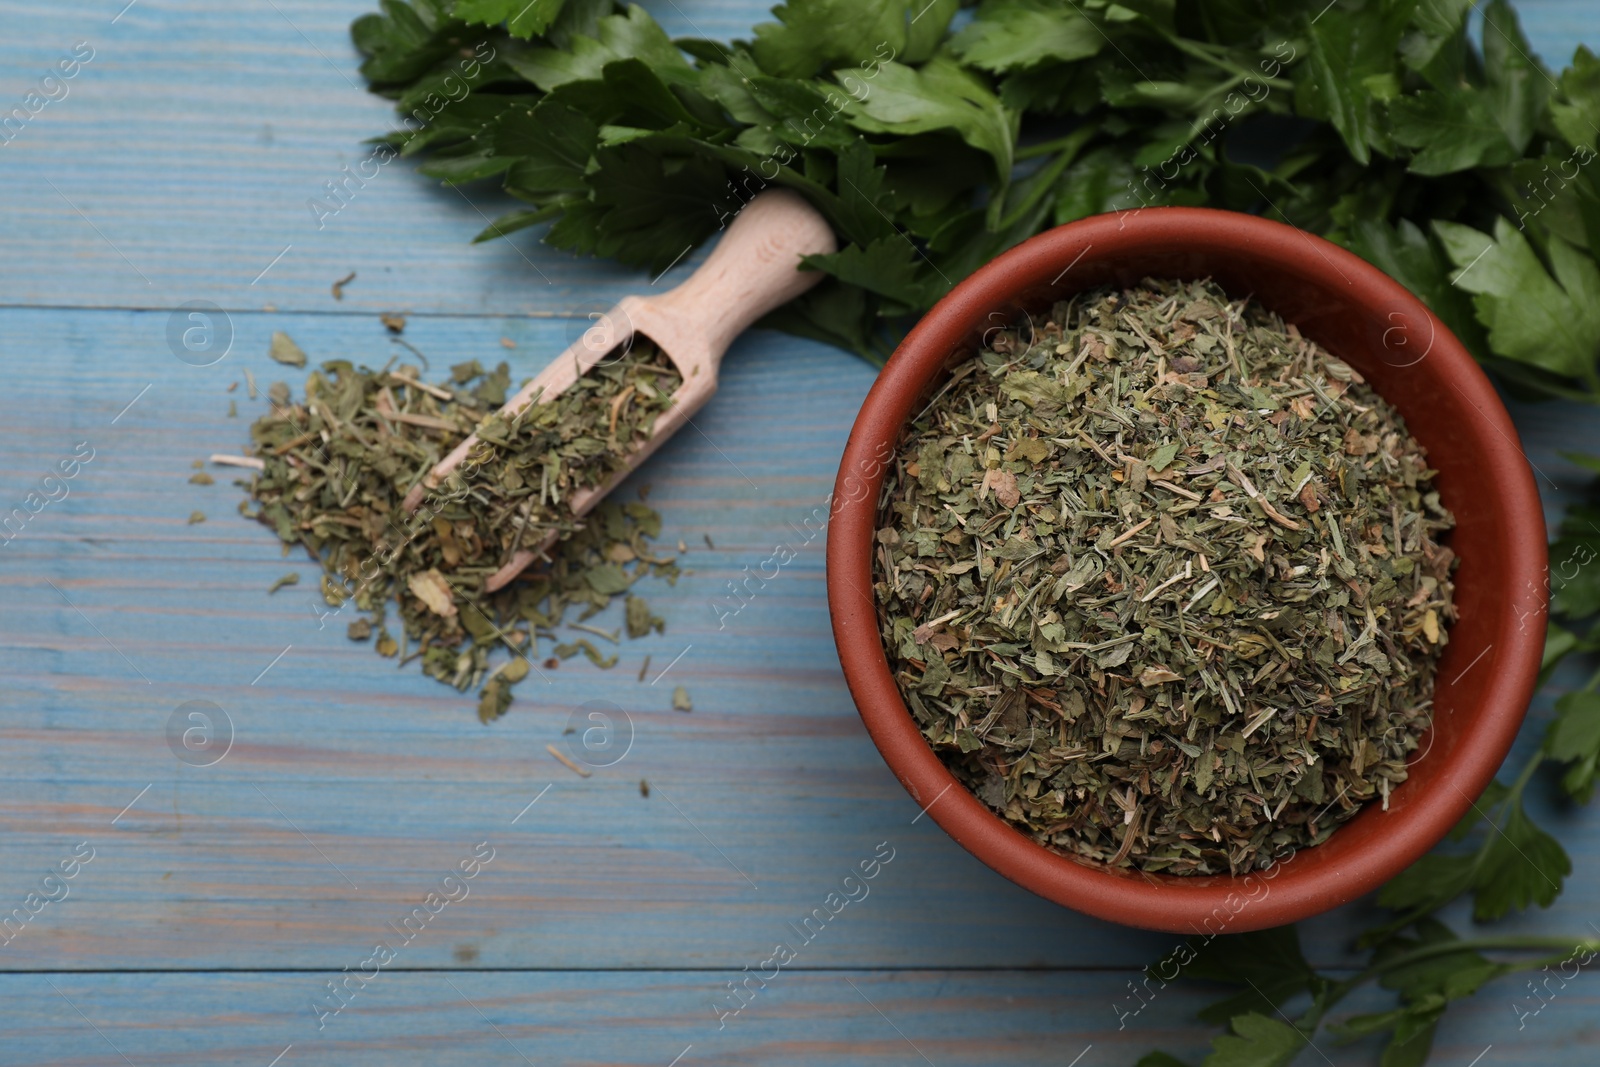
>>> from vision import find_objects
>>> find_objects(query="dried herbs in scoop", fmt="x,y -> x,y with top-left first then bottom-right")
875,279 -> 1456,875
241,342 -> 681,722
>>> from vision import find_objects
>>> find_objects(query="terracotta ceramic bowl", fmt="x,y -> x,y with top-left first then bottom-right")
826,207 -> 1548,933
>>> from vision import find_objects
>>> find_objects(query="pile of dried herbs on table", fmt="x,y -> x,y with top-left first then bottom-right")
875,279 -> 1457,875
233,339 -> 681,722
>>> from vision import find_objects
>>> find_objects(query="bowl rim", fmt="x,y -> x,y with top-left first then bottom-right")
825,206 -> 1548,933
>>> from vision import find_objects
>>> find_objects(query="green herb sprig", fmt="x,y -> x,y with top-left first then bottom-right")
350,0 -> 1599,395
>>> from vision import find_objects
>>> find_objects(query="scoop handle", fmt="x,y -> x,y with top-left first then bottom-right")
634,189 -> 837,366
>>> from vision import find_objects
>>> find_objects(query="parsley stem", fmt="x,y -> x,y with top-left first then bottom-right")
1015,131 -> 1092,161
1363,936 -> 1600,979
1154,30 -> 1295,89
1505,747 -> 1546,804
1496,945 -> 1600,976
1314,937 -> 1600,1019
997,130 -> 1097,229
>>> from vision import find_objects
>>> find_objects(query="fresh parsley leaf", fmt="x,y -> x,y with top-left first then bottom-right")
1377,920 -> 1508,1002
902,0 -> 960,64
843,57 -> 1016,178
543,56 -> 712,131
1395,0 -> 1542,174
454,0 -> 567,38
1380,1014 -> 1441,1067
1552,45 -> 1600,150
1334,1003 -> 1444,1067
949,0 -> 1104,74
1435,218 -> 1600,382
1343,217 -> 1488,359
883,138 -> 998,224
756,277 -> 884,361
505,4 -> 693,90
1294,0 -> 1413,164
1407,0 -> 1472,41
577,144 -> 729,271
1387,86 -> 1526,175
496,100 -> 598,192
803,235 -> 938,309
1547,691 -> 1600,800
1184,927 -> 1317,1026
1541,623 -> 1585,687
1387,0 -> 1547,174
472,204 -> 563,242
1479,0 -> 1550,150
1202,1012 -> 1305,1067
1375,851 -> 1477,928
743,76 -> 862,151
1377,779 -> 1569,926
352,0 -> 458,86
1473,801 -> 1570,919
415,143 -> 517,183
1556,553 -> 1600,625
1400,0 -> 1473,86
394,46 -> 522,119
750,0 -> 951,79
1053,143 -> 1145,222
1501,149 -> 1599,253
827,139 -> 909,244
1551,501 -> 1600,618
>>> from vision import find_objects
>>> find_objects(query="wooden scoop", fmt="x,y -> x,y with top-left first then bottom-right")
401,189 -> 836,592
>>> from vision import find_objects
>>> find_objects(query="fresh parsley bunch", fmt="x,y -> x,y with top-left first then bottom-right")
352,0 -> 1599,389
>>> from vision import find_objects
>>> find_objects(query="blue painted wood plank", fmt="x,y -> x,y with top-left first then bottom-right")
4,969 -> 1596,1066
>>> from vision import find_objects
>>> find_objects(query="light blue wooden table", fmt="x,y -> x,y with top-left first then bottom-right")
1,2 -> 1598,1064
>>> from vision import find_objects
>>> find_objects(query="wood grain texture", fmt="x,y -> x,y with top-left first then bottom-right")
0,0 -> 698,317
5,970 -> 1597,1067
2,0 -> 1600,1063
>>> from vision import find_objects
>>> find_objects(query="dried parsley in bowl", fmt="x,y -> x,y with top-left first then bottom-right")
875,279 -> 1457,875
